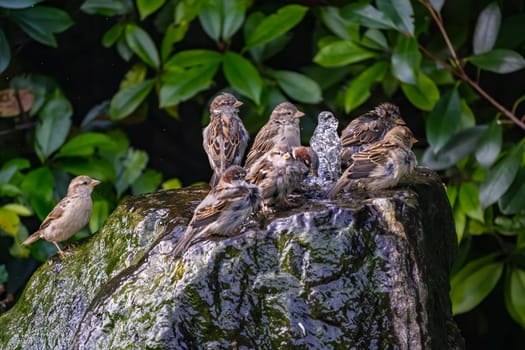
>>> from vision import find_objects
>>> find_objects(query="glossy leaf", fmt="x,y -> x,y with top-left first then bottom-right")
55,133 -> 115,158
499,167 -> 525,215
0,207 -> 20,235
161,23 -> 188,61
468,49 -> 525,74
475,120 -> 502,168
426,89 -> 462,153
125,24 -> 160,69
115,149 -> 148,196
3,203 -> 32,216
319,6 -> 358,40
341,3 -> 396,30
162,178 -> 182,190
80,0 -> 131,16
451,256 -> 503,314
400,72 -> 439,111
137,0 -> 165,19
362,29 -> 388,50
221,0 -> 248,40
344,61 -> 388,112
391,35 -> 421,84
223,51 -> 263,105
10,6 -> 74,47
446,183 -> 458,207
109,79 -> 155,120
164,50 -> 223,70
89,199 -> 109,233
505,267 -> 525,328
473,2 -> 501,54
198,1 -> 221,41
377,0 -> 414,35
0,0 -> 41,9
159,64 -> 219,107
0,29 -> 11,74
459,182 -> 484,222
116,36 -> 133,61
245,5 -> 308,49
273,70 -> 322,104
479,144 -> 522,208
21,167 -> 54,219
131,169 -> 162,195
55,158 -> 116,182
35,96 -> 72,160
313,40 -> 376,67
102,23 -> 124,48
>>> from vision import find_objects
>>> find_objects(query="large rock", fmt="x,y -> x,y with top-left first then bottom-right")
0,168 -> 463,349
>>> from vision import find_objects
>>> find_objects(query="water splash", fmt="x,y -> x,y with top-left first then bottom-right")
309,111 -> 342,186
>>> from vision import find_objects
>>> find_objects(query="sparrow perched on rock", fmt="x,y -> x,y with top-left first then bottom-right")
172,165 -> 262,257
310,111 -> 342,182
327,126 -> 417,198
22,176 -> 100,255
340,103 -> 406,167
292,146 -> 319,178
203,92 -> 249,187
244,102 -> 304,169
246,146 -> 305,209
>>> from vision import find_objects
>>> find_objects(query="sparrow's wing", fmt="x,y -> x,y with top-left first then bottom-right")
341,117 -> 383,146
190,186 -> 249,229
245,122 -> 279,167
246,157 -> 272,185
38,198 -> 68,230
348,143 -> 394,178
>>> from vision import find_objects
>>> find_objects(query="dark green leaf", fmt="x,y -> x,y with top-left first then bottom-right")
273,70 -> 322,104
80,0 -> 131,16
499,166 -> 525,215
109,79 -> 155,120
475,120 -> 502,168
198,1 -> 221,41
55,158 -> 116,182
468,49 -> 525,74
459,182 -> 484,222
131,169 -> 162,195
89,199 -> 109,233
116,36 -> 133,61
221,0 -> 248,40
164,50 -> 223,70
159,64 -> 219,107
115,149 -> 148,196
344,61 -> 388,112
0,158 -> 30,183
160,23 -> 188,61
55,133 -> 115,158
137,0 -> 165,19
35,96 -> 72,160
10,6 -> 74,47
341,3 -> 396,30
451,256 -> 503,314
421,126 -> 487,170
313,40 -> 376,67
119,64 -> 148,89
21,167 -> 54,219
223,51 -> 263,105
391,35 -> 421,84
446,183 -> 458,207
102,23 -> 124,48
0,0 -> 41,9
505,267 -> 525,328
479,144 -> 522,208
426,89 -> 462,153
245,4 -> 308,49
125,24 -> 160,69
361,29 -> 388,50
400,72 -> 439,111
473,2 -> 501,54
0,265 -> 7,284
319,6 -> 358,41
377,0 -> 414,35
0,29 -> 11,74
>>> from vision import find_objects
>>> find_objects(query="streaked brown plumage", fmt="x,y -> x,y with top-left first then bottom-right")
292,146 -> 319,178
328,126 -> 417,198
172,165 -> 261,257
340,103 -> 406,166
203,92 -> 249,187
22,176 -> 100,255
244,102 -> 304,169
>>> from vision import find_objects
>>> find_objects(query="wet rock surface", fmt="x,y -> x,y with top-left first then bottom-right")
0,168 -> 463,349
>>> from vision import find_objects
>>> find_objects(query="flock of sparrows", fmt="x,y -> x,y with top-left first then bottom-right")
22,93 -> 418,258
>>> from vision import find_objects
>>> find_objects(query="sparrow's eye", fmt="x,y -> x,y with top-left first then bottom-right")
287,111 -> 292,116
82,181 -> 88,185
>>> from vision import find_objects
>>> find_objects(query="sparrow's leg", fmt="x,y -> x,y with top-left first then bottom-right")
52,242 -> 65,256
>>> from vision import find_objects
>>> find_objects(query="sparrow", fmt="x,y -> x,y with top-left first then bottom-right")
172,165 -> 262,257
292,146 -> 319,178
327,126 -> 417,198
244,102 -> 304,169
203,92 -> 249,187
246,146 -> 305,209
22,176 -> 101,255
340,103 -> 406,167
310,111 -> 342,182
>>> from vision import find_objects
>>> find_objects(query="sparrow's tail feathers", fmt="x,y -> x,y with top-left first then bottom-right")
22,231 -> 42,246
326,182 -> 342,199
209,171 -> 221,188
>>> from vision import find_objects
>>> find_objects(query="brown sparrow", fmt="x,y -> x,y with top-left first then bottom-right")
172,165 -> 262,257
244,102 -> 304,169
246,146 -> 305,209
340,103 -> 406,166
203,92 -> 249,187
328,126 -> 417,198
292,146 -> 319,178
22,176 -> 101,255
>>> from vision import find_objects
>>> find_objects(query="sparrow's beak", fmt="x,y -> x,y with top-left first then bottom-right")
310,168 -> 318,177
293,111 -> 305,118
90,179 -> 101,187
410,137 -> 418,145
233,101 -> 243,108
394,118 -> 406,125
